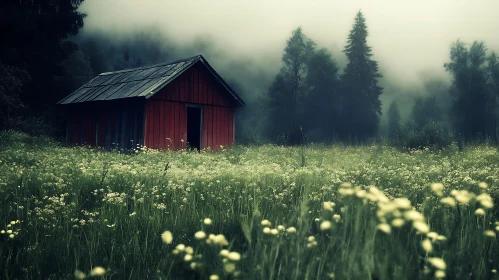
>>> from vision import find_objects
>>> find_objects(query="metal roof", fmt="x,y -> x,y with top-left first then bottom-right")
58,55 -> 245,106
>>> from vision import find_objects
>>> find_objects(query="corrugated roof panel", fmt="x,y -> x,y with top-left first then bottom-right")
122,79 -> 153,98
108,80 -> 145,100
146,64 -> 175,79
79,85 -> 110,102
109,71 -> 137,85
121,66 -> 162,83
85,75 -> 114,87
137,76 -> 171,97
99,72 -> 124,86
60,87 -> 93,104
73,87 -> 102,103
94,83 -> 128,101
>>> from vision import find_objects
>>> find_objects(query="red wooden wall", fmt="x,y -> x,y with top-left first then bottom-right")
145,62 -> 236,150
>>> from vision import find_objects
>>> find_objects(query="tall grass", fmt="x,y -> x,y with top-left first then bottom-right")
0,131 -> 498,279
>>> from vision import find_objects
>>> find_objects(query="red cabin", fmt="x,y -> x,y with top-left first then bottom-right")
58,55 -> 245,150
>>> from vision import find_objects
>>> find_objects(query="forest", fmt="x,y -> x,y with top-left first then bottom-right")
2,0 -> 499,149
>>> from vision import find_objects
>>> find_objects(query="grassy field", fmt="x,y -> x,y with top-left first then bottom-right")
1,132 -> 499,279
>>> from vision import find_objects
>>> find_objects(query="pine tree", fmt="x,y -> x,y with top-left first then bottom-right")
305,48 -> 340,142
267,27 -> 315,144
339,11 -> 383,141
444,40 -> 493,142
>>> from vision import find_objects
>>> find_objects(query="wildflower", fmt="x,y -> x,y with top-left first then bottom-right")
270,228 -> 279,235
220,249 -> 229,257
454,190 -> 474,205
391,218 -> 405,228
485,230 -> 496,237
263,227 -> 271,234
74,269 -> 86,279
212,234 -> 229,246
421,239 -> 433,253
340,182 -> 352,188
435,270 -> 446,279
210,275 -> 220,280
428,258 -> 446,270
129,212 -> 136,217
333,214 -> 341,222
320,221 -> 332,231
376,223 -> 391,234
440,197 -> 456,207
394,198 -> 412,209
184,254 -> 193,262
203,218 -> 212,225
475,208 -> 486,216
287,227 -> 296,233
277,225 -> 285,231
6,230 -> 13,234
413,221 -> 430,233
427,232 -> 438,240
314,218 -> 320,222
176,244 -> 186,251
261,220 -> 271,227
0,230 -> 5,234
195,231 -> 206,240
224,262 -> 236,273
478,182 -> 488,190
431,183 -> 444,196
436,235 -> 447,241
161,231 -> 173,244
9,234 -> 14,239
185,246 -> 194,255
190,262 -> 197,269
90,266 -> 106,276
476,193 -> 494,209
323,201 -> 335,211
307,236 -> 316,242
228,252 -> 241,261
405,210 -> 425,222
338,188 -> 355,195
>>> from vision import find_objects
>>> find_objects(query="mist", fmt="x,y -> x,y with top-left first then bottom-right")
74,0 -> 499,143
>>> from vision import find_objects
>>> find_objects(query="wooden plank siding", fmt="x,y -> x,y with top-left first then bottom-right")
145,62 -> 235,150
67,99 -> 145,149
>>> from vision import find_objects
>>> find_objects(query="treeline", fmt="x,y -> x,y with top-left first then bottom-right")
386,41 -> 499,149
266,12 -> 383,144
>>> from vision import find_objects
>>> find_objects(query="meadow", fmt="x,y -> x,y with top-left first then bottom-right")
1,131 -> 498,279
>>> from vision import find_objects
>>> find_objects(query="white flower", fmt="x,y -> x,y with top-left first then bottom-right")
320,221 -> 332,231
194,231 -> 206,240
90,266 -> 106,276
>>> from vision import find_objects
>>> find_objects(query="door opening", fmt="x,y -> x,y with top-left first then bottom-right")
187,107 -> 202,151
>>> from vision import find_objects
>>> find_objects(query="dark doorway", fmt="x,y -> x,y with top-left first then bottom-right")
187,106 -> 202,150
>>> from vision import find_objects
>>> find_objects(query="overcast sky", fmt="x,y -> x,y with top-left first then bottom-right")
79,0 -> 499,114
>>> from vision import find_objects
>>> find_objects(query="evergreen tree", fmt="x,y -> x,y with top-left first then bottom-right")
0,0 -> 86,132
487,52 -> 499,143
444,40 -> 493,142
305,48 -> 340,142
267,27 -> 315,144
339,11 -> 383,141
387,101 -> 400,140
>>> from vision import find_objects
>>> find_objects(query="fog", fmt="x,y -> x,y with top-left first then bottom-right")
78,0 -> 499,129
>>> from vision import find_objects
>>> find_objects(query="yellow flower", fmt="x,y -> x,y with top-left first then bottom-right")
376,223 -> 391,234
228,252 -> 241,261
485,230 -> 496,237
440,197 -> 456,207
333,214 -> 341,222
435,270 -> 446,279
421,239 -> 433,253
220,249 -> 229,257
194,231 -> 206,240
475,208 -> 486,216
210,275 -> 220,280
431,183 -> 444,196
277,225 -> 285,231
184,254 -> 193,262
270,229 -> 279,235
413,221 -> 430,234
391,219 -> 405,228
90,266 -> 106,276
263,227 -> 271,234
204,218 -> 213,225
74,269 -> 86,280
478,182 -> 488,189
428,258 -> 446,270
323,201 -> 335,211
320,221 -> 332,231
261,220 -> 271,227
286,227 -> 297,233
161,231 -> 173,244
